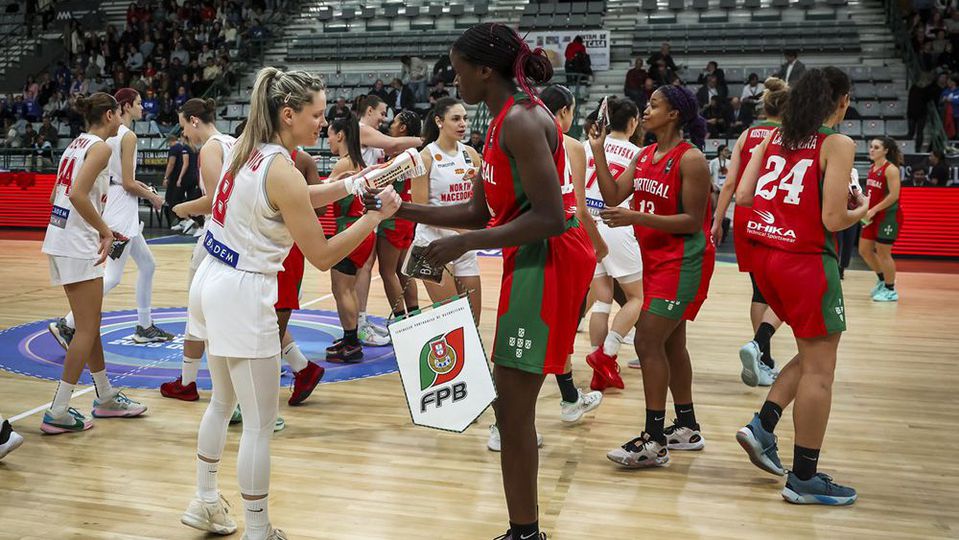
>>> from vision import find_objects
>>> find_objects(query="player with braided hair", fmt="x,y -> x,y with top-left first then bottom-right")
590,84 -> 715,469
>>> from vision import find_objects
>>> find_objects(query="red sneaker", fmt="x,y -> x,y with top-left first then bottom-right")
289,361 -> 325,406
590,370 -> 608,392
160,377 -> 199,401
586,346 -> 625,390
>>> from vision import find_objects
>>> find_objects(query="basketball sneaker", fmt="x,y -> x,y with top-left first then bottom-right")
606,432 -> 669,468
0,419 -> 24,460
133,324 -> 175,343
486,424 -> 543,452
741,341 -> 779,387
589,370 -> 607,392
327,342 -> 363,363
781,472 -> 857,506
368,320 -> 390,338
493,531 -> 547,540
627,357 -> 642,369
586,346 -> 624,390
870,278 -> 884,297
92,390 -> 148,418
358,323 -> 390,346
230,407 -> 286,432
560,389 -> 603,423
47,318 -> 74,350
289,361 -> 325,405
244,529 -> 287,540
872,287 -> 899,302
181,493 -> 238,535
41,407 -> 94,434
663,420 -> 705,450
736,413 -> 785,476
160,377 -> 200,401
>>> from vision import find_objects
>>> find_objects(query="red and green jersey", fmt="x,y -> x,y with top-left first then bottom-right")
745,127 -> 838,257
631,141 -> 715,302
865,161 -> 902,232
733,121 -> 779,272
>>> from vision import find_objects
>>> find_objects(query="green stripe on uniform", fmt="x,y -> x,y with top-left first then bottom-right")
819,253 -> 846,334
877,206 -> 900,241
675,231 -> 706,301
492,241 -> 551,374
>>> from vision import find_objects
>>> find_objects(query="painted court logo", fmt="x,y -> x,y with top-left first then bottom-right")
419,327 -> 465,390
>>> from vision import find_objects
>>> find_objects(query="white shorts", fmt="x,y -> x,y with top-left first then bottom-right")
415,225 -> 480,277
188,257 -> 280,358
188,225 -> 208,288
593,222 -> 643,283
48,255 -> 104,286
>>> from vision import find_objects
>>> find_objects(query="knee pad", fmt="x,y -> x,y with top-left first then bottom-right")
591,301 -> 612,314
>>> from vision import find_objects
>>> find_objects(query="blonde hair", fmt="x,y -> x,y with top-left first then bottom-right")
762,77 -> 789,118
228,67 -> 325,176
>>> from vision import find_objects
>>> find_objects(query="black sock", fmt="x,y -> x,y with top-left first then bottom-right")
754,322 -> 776,369
407,305 -> 419,313
392,309 -> 406,318
876,272 -> 884,282
509,521 -> 538,539
758,400 -> 782,433
792,445 -> 821,481
674,403 -> 697,428
645,408 -> 667,444
555,372 -> 578,403
885,282 -> 895,290
0,420 -> 10,444
343,328 -> 359,346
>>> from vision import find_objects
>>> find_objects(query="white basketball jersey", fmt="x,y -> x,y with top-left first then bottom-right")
361,145 -> 385,168
425,141 -> 476,206
200,133 -> 237,197
203,143 -> 292,274
42,133 -> 110,258
584,137 -> 640,219
101,124 -> 141,238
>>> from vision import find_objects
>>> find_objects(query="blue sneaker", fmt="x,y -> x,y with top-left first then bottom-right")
872,287 -> 899,303
870,278 -> 883,297
782,472 -> 857,505
736,413 -> 785,476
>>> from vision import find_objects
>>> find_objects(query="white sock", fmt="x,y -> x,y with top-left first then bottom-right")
64,311 -> 75,328
358,312 -> 368,326
136,308 -> 152,328
182,356 -> 202,385
243,497 -> 271,539
90,370 -> 114,400
51,380 -> 75,415
603,331 -> 624,357
196,458 -> 220,503
282,342 -> 309,373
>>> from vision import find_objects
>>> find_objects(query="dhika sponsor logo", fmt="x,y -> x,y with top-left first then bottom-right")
747,209 -> 797,242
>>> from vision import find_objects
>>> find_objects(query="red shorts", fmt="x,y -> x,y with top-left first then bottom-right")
732,209 -> 754,272
860,208 -> 902,244
377,218 -> 415,250
332,232 -> 376,275
751,244 -> 846,339
492,224 -> 595,375
642,296 -> 705,321
275,244 -> 305,310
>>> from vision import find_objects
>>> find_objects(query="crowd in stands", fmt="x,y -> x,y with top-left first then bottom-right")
905,0 -> 959,149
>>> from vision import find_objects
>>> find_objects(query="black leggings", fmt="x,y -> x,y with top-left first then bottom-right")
749,272 -> 766,305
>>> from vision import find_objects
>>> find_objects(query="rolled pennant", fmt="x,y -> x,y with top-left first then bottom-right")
345,148 -> 427,193
597,95 -> 610,128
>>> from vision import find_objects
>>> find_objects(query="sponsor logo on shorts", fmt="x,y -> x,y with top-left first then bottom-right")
883,224 -> 893,236
49,205 -> 69,228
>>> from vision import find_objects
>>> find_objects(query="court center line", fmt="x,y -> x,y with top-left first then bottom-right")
10,276 -> 384,423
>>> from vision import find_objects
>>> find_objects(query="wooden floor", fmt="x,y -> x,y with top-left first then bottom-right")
0,237 -> 957,540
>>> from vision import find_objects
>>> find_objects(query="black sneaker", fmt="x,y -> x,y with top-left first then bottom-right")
663,420 -> 705,451
47,318 -> 74,350
493,532 -> 547,540
325,338 -> 344,358
328,342 -> 363,363
133,324 -> 175,343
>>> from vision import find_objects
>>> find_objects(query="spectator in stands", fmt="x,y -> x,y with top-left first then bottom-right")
907,75 -> 932,151
141,88 -> 158,121
126,43 -> 145,71
22,124 -> 37,147
171,41 -> 190,65
39,116 -> 58,147
697,61 -> 727,96
163,134 -> 190,226
564,35 -> 593,85
23,96 -> 42,122
647,42 -> 678,75
741,72 -> 765,107
87,76 -> 107,94
43,91 -> 67,118
775,50 -> 806,84
703,96 -> 728,138
389,78 -> 415,113
624,57 -> 649,110
69,74 -> 87,96
940,75 -> 959,133
696,75 -> 726,108
202,57 -> 221,82
468,130 -> 484,153
929,149 -> 950,185
919,40 -> 939,70
726,97 -> 752,136
432,55 -> 456,86
649,58 -> 677,87
23,76 -> 39,101
327,96 -> 351,123
429,81 -> 450,105
401,55 -> 429,102
370,79 -> 391,103
174,85 -> 190,108
2,119 -> 21,148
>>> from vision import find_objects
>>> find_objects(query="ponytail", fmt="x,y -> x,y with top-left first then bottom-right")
452,23 -> 553,100
761,77 -> 788,118
180,97 -> 217,124
74,92 -> 119,127
229,67 -> 325,177
330,114 -> 366,169
781,67 -> 850,150
423,97 -> 463,145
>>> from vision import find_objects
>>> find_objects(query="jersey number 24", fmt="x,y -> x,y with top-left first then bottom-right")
755,156 -> 813,205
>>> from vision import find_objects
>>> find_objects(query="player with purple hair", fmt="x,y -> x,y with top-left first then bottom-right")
589,84 -> 716,469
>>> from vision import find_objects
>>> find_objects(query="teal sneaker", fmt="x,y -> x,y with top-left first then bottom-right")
872,286 -> 899,302
736,413 -> 785,476
869,278 -> 883,297
782,472 -> 857,505
41,407 -> 94,435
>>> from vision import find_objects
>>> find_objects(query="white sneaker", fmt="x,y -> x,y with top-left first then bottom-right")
624,328 -> 636,343
560,389 -> 603,423
177,218 -> 196,234
358,322 -> 391,346
181,494 -> 238,535
92,390 -> 148,418
192,226 -> 204,238
244,529 -> 288,540
486,424 -> 543,452
607,432 -> 669,468
663,420 -> 705,450
627,357 -> 642,369
0,420 -> 24,460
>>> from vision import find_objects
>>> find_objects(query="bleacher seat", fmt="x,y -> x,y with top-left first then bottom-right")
896,140 -> 916,154
883,100 -> 904,118
876,83 -> 898,99
641,0 -> 658,12
227,104 -> 244,118
863,119 -> 885,137
885,119 -> 908,137
857,101 -> 880,118
855,139 -> 868,154
849,65 -> 872,82
134,122 -> 150,136
854,84 -> 877,100
840,120 -> 862,136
